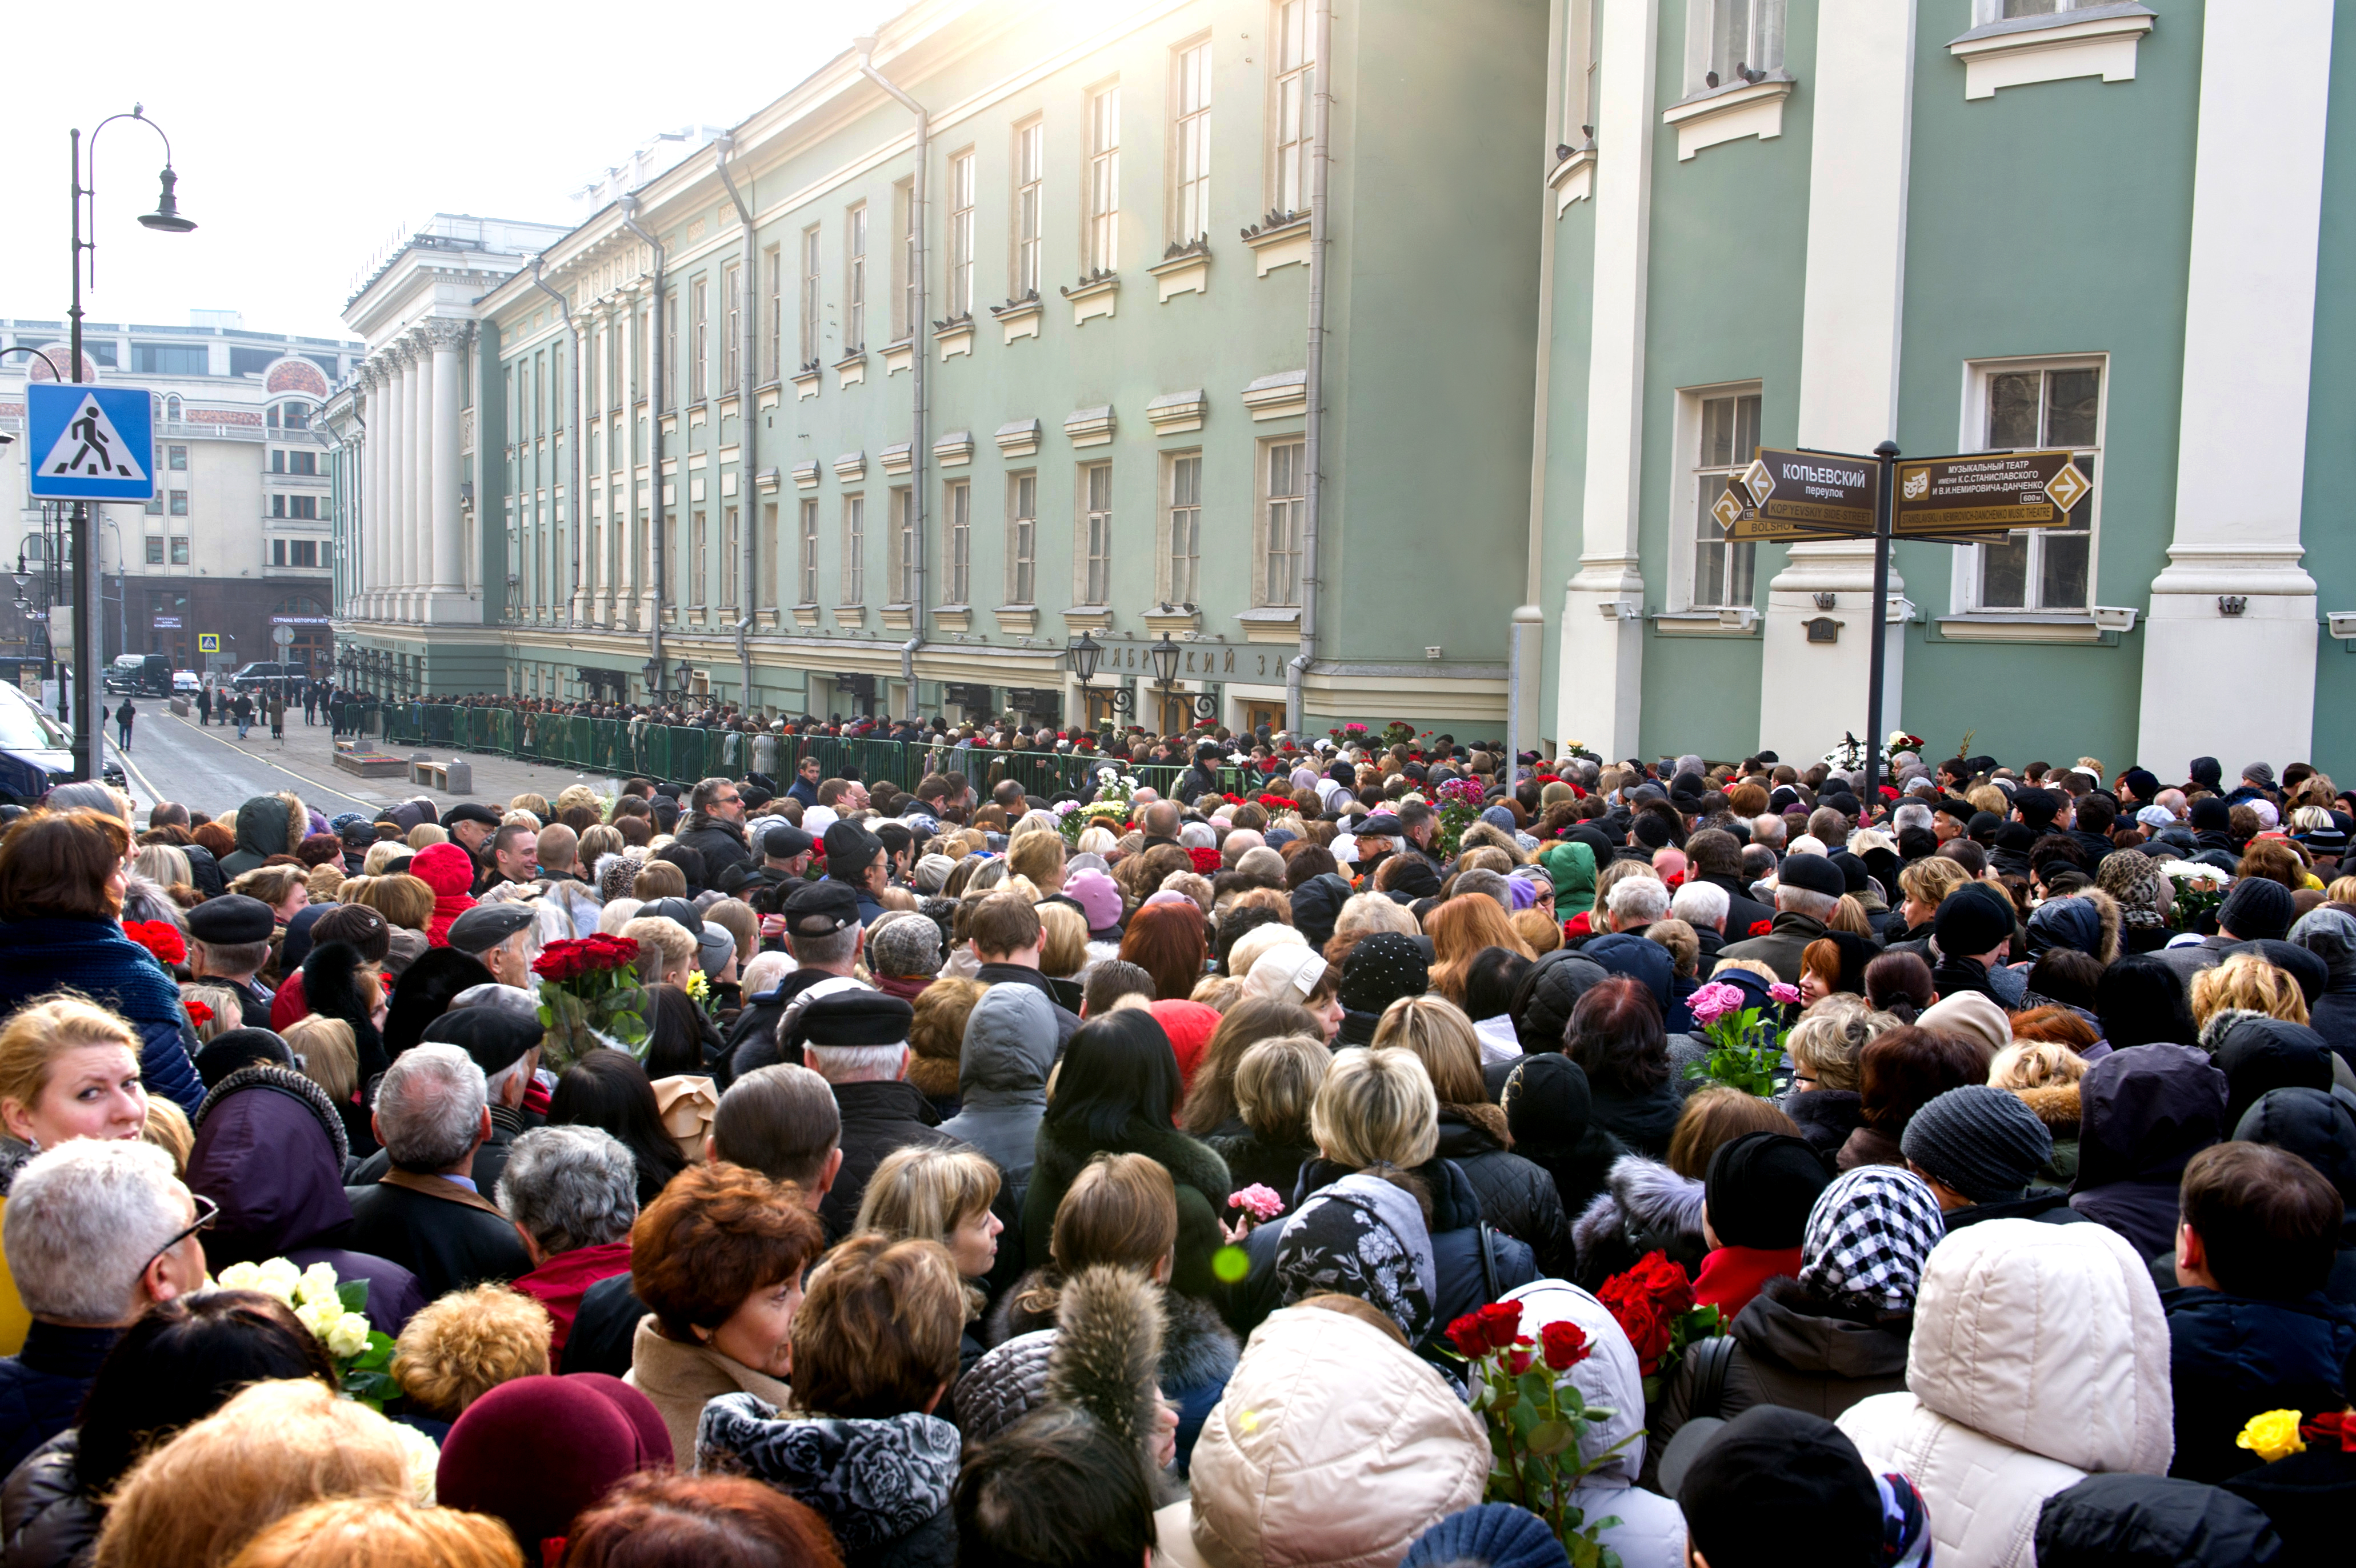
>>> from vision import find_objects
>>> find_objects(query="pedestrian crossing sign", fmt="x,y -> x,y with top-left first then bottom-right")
198,633 -> 220,654
25,383 -> 154,501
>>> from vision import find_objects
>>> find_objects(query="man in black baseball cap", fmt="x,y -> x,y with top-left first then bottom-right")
1717,853 -> 1844,984
721,881 -> 875,1086
822,821 -> 889,926
186,894 -> 279,1028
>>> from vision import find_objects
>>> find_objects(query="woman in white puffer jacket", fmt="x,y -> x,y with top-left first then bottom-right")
1836,1218 -> 2174,1568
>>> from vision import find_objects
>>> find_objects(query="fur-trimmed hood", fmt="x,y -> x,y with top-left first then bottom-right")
187,1064 -> 354,1265
221,792 -> 307,877
194,1063 -> 349,1163
983,1267 -> 1239,1399
2011,1082 -> 2082,1137
1046,1265 -> 1179,1502
1572,1153 -> 1703,1266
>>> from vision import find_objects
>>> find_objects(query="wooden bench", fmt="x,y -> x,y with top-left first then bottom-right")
409,757 -> 473,794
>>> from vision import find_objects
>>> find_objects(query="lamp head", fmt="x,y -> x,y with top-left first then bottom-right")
139,167 -> 196,233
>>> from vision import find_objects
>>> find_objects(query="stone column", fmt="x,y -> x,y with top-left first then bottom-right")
1555,0 -> 1659,761
617,289 -> 640,626
2135,0 -> 2333,771
383,347 -> 409,617
408,332 -> 433,620
1758,0 -> 1915,762
574,306 -> 597,623
425,319 -> 471,617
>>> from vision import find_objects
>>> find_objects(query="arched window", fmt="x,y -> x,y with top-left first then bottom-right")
165,395 -> 182,422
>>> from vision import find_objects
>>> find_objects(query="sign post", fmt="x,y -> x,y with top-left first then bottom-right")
26,382 -> 154,781
1861,442 -> 1900,810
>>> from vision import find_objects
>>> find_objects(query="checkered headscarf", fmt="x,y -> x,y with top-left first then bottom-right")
1797,1166 -> 1946,1313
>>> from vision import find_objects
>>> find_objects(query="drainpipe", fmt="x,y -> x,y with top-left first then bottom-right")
854,34 -> 928,713
1286,0 -> 1333,738
525,254 -> 583,626
714,131 -> 761,713
618,194 -> 667,695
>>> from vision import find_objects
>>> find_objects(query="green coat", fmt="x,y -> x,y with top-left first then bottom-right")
1539,840 -> 1598,921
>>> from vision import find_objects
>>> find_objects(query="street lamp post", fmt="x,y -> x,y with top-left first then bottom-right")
65,105 -> 195,782
1149,631 -> 1180,738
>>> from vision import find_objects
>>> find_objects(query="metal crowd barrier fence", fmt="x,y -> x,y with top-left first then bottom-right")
373,704 -> 1259,800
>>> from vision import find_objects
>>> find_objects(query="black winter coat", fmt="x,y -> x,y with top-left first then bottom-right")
1432,1106 -> 1575,1281
673,814 -> 754,884
1204,1129 -> 1317,1217
2164,1287 -> 2356,1484
823,1079 -> 961,1240
1783,1089 -> 1866,1159
0,1325 -> 114,1480
342,1174 -> 533,1299
0,1431 -> 95,1568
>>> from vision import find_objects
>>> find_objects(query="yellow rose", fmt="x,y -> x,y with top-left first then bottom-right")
325,1311 -> 371,1361
296,1262 -> 341,1310
2236,1410 -> 2306,1463
215,1261 -> 261,1292
252,1257 -> 302,1304
296,1298 -> 343,1343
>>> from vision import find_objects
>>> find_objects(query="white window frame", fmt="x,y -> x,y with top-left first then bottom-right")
841,494 -> 866,605
691,508 -> 708,608
893,179 -> 917,343
1013,119 -> 1044,299
1171,38 -> 1213,245
1085,82 -> 1121,275
1971,0 -> 2116,21
1682,0 -> 1787,96
945,478 -> 971,605
1163,450 -> 1202,605
721,505 -> 739,610
1271,1 -> 1315,218
1258,438 -> 1306,608
1078,461 -> 1113,605
1007,472 -> 1038,605
1666,379 -> 1762,612
947,149 -> 975,319
890,486 -> 915,604
763,245 -> 781,382
798,226 -> 822,371
846,203 -> 868,354
1566,0 -> 1603,143
721,262 -> 741,391
798,498 -> 819,605
1950,352 -> 2108,616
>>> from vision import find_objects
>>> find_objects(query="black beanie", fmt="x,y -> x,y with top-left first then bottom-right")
2189,795 -> 2231,832
1503,1053 -> 1593,1158
1704,1131 -> 1832,1250
1933,883 -> 2015,957
2218,877 -> 2294,942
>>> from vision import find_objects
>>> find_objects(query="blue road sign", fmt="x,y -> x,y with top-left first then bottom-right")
26,383 -> 154,502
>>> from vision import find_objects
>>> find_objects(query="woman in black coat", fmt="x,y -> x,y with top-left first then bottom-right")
1566,975 -> 1684,1157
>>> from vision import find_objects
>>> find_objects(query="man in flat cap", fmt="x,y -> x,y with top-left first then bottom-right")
721,882 -> 874,1087
185,894 -> 278,1029
799,991 -> 955,1237
445,902 -> 543,994
1718,852 -> 1845,984
441,802 -> 502,857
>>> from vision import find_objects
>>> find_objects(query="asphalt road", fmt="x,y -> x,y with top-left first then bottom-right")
113,706 -> 390,821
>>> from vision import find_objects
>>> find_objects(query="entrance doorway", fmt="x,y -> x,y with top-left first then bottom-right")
1243,701 -> 1285,737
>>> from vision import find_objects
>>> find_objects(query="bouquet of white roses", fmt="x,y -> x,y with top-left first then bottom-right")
1056,766 -> 1140,845
214,1256 -> 401,1409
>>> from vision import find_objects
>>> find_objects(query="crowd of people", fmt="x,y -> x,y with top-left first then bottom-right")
0,731 -> 2347,1567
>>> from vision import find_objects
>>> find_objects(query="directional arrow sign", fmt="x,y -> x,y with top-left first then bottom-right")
1892,450 -> 2089,539
1746,448 -> 1878,534
1713,475 -> 1847,542
25,384 -> 155,502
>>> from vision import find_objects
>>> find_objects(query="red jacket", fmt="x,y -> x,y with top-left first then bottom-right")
509,1240 -> 634,1370
410,843 -> 478,947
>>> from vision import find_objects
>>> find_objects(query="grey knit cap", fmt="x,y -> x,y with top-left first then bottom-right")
1899,1084 -> 2054,1202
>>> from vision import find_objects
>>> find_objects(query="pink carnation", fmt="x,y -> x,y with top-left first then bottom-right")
1230,1185 -> 1286,1222
1687,981 -> 1749,1026
1768,982 -> 1802,1006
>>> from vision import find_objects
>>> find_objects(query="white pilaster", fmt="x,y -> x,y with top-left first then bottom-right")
1759,0 -> 1915,763
2135,0 -> 2331,774
409,334 -> 433,622
1555,0 -> 1659,761
385,350 -> 409,617
618,290 -> 641,623
427,320 -> 471,621
357,366 -> 379,617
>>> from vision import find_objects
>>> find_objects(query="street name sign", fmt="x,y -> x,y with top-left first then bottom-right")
1892,450 -> 2088,540
1713,447 -> 1879,543
25,385 -> 154,502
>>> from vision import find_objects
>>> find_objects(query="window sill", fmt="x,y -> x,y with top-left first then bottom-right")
1661,75 -> 1794,162
791,605 -> 822,629
833,353 -> 867,389
1235,607 -> 1302,645
992,605 -> 1040,636
1062,607 -> 1113,634
1549,145 -> 1597,214
882,339 -> 915,377
990,295 -> 1043,345
1948,3 -> 2154,100
1060,273 -> 1118,326
880,605 -> 916,631
790,367 -> 821,402
834,605 -> 869,628
933,319 -> 974,360
1651,610 -> 1759,638
1144,605 -> 1201,635
1240,213 -> 1311,277
930,604 -> 973,633
1934,611 -> 2105,644
1147,243 -> 1210,303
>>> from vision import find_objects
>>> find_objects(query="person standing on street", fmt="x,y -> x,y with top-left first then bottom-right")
233,689 -> 254,740
195,683 -> 211,726
113,697 -> 135,753
268,688 -> 286,742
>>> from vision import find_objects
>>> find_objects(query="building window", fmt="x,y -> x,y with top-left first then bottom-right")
292,496 -> 317,521
722,506 -> 739,609
1970,359 -> 2102,612
799,498 -> 819,604
167,445 -> 187,471
1079,462 -> 1113,605
758,501 -> 776,607
145,537 -> 164,565
891,487 -> 915,603
1974,0 -> 2113,19
271,450 -> 285,474
1273,1 -> 1315,218
165,395 -> 182,423
144,494 -> 162,517
1086,85 -> 1121,275
846,204 -> 868,354
133,343 -> 206,376
1009,474 -> 1037,603
691,277 -> 710,402
1685,387 -> 1760,609
1262,441 -> 1304,606
1687,0 -> 1786,94
1173,40 -> 1212,244
290,450 -> 317,476
894,180 -> 918,342
762,246 -> 782,382
1167,453 -> 1201,605
945,479 -> 971,604
169,491 -> 189,517
271,539 -> 321,567
841,495 -> 866,603
722,262 -> 742,391
170,537 -> 189,565
798,228 -> 822,372
691,510 -> 708,606
664,289 -> 680,409
1014,120 -> 1044,298
948,151 -> 975,319
1567,0 -> 1602,142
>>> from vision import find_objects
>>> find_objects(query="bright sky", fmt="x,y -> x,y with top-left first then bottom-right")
0,0 -> 904,345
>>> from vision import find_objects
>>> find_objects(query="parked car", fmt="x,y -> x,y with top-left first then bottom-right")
173,670 -> 202,696
103,654 -> 172,696
0,685 -> 74,805
229,661 -> 298,692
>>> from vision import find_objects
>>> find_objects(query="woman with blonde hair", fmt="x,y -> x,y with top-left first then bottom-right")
1425,895 -> 1534,1007
180,982 -> 242,1045
1781,994 -> 1887,1157
621,917 -> 698,989
223,1497 -> 522,1568
854,1145 -> 1005,1318
360,841 -> 407,877
1205,1035 -> 1331,1210
2190,951 -> 2309,1036
1989,1038 -> 2089,1184
1371,996 -> 1573,1278
91,1378 -> 421,1568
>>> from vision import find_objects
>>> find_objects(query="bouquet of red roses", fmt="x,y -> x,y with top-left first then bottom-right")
1597,1250 -> 1723,1400
533,934 -> 647,1067
1444,1299 -> 1626,1566
123,919 -> 187,967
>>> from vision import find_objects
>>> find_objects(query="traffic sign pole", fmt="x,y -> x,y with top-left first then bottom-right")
1862,441 -> 1899,815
